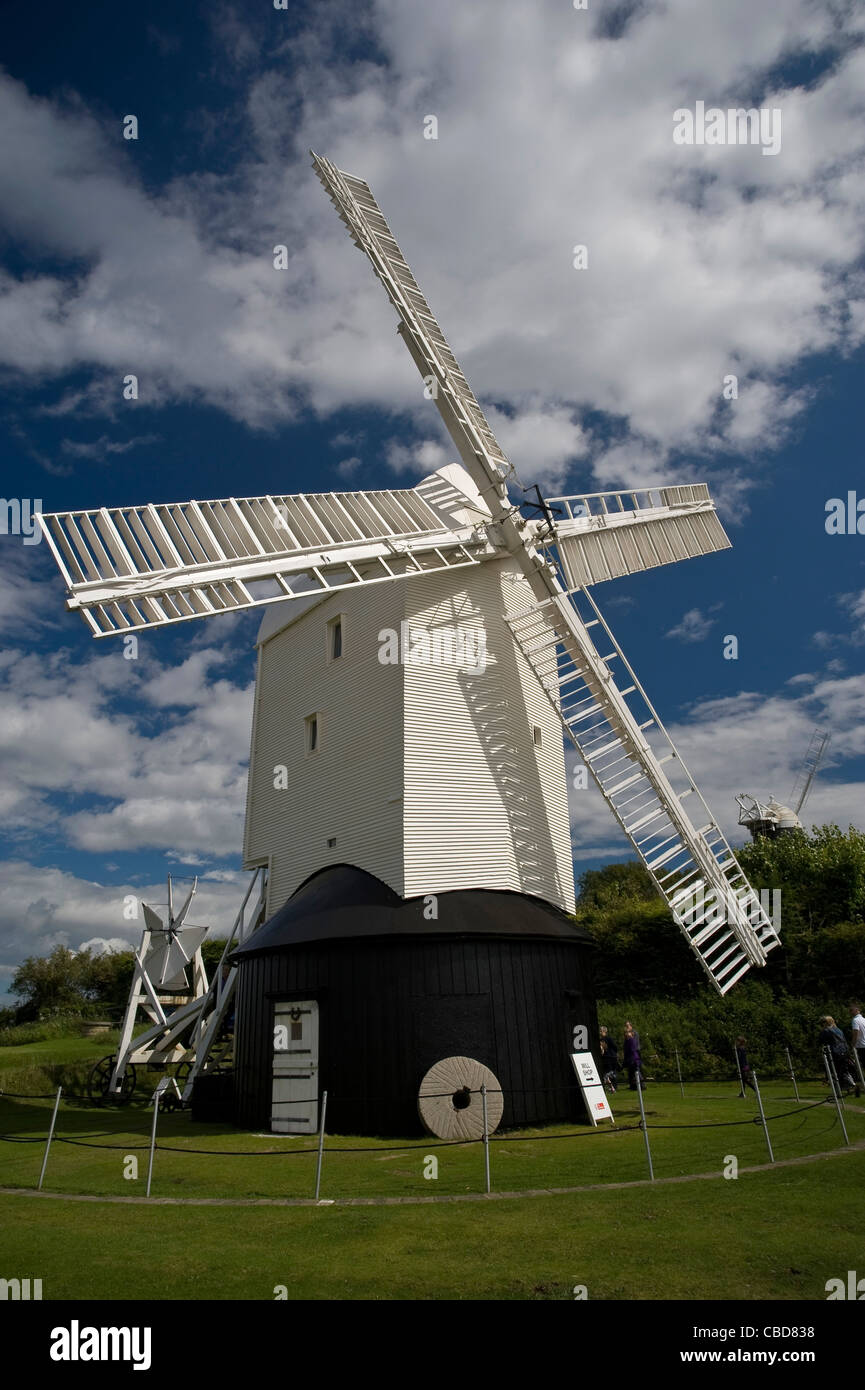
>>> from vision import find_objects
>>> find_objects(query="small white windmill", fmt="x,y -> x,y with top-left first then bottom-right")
736,727 -> 831,841
89,876 -> 209,1103
40,154 -> 780,1008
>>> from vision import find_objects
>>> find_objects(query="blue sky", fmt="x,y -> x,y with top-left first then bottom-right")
1,0 -> 864,997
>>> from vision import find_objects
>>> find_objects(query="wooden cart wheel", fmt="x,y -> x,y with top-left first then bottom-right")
87,1055 -> 137,1106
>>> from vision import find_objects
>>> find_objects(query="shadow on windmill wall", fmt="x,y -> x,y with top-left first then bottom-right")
457,604 -> 567,909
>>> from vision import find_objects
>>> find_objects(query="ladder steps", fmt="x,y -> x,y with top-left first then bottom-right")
647,843 -> 684,871
627,807 -> 667,834
503,592 -> 781,994
589,737 -> 626,759
607,771 -> 645,796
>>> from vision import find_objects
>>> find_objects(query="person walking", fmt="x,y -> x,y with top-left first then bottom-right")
735,1036 -> 757,1096
818,1015 -> 859,1095
850,1002 -> 865,1081
599,1026 -> 618,1093
623,1022 -> 645,1091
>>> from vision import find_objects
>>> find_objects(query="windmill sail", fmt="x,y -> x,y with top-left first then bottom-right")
313,151 -> 779,992
311,154 -> 514,510
549,485 -> 731,587
506,589 -> 779,992
38,487 -> 491,635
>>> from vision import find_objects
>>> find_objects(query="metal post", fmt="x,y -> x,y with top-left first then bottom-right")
674,1047 -> 685,1099
751,1072 -> 774,1163
784,1047 -> 800,1102
733,1044 -> 744,1097
822,1049 -> 850,1146
145,1093 -> 160,1197
853,1048 -> 865,1093
314,1090 -> 328,1200
827,1048 -> 847,1109
481,1084 -> 491,1195
635,1072 -> 654,1181
37,1086 -> 62,1191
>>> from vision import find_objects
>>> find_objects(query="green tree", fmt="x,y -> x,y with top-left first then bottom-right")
579,824 -> 865,1001
11,945 -> 94,1019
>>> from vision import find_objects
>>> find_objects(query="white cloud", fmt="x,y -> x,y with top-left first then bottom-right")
78,936 -> 135,956
60,433 -> 161,461
0,545 -> 63,637
0,639 -> 254,854
0,1 -> 860,489
0,860 -> 249,992
567,671 -> 865,859
385,438 -> 450,476
665,607 -> 717,643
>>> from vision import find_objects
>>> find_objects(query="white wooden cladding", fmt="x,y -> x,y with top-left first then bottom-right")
244,557 -> 576,916
311,153 -> 513,493
38,488 -> 485,636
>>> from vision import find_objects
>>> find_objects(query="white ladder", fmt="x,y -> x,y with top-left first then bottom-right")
506,587 -> 780,994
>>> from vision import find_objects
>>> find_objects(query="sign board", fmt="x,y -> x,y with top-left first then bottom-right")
570,1050 -> 614,1126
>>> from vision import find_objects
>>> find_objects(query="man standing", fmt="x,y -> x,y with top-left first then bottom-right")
819,1016 -> 858,1095
850,1002 -> 865,1081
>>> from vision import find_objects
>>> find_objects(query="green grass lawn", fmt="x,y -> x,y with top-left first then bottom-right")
0,1080 -> 862,1299
0,1033 -> 121,1071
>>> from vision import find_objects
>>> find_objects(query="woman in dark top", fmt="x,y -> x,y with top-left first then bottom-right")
623,1022 -> 645,1091
735,1035 -> 756,1095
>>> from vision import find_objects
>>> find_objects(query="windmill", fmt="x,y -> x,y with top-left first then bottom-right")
37,151 -> 780,1024
736,727 -> 831,841
89,875 -> 208,1103
88,868 -> 266,1104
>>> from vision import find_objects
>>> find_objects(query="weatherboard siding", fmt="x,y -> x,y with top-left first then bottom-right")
402,560 -> 575,911
243,581 -> 405,914
233,934 -> 595,1134
243,557 -> 575,914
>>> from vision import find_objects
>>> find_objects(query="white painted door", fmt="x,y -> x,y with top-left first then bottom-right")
271,1000 -> 319,1134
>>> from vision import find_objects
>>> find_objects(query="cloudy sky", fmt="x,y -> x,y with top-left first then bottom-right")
1,0 -> 864,997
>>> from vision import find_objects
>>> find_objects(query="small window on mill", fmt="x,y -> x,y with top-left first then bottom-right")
305,713 -> 319,754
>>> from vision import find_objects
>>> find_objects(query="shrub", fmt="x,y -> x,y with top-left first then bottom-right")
596,984 -> 854,1081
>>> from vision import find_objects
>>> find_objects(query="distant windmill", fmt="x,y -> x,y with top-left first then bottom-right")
89,876 -> 208,1103
736,727 -> 831,841
38,150 -> 780,1028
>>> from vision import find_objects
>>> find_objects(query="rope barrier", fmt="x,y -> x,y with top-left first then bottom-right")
646,1096 -> 830,1129
0,1099 -> 835,1155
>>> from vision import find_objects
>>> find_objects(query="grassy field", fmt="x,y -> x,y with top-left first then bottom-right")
1,1079 -> 862,1299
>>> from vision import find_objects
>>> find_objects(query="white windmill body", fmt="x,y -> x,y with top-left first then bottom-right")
38,152 -> 786,1120
244,475 -> 575,918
